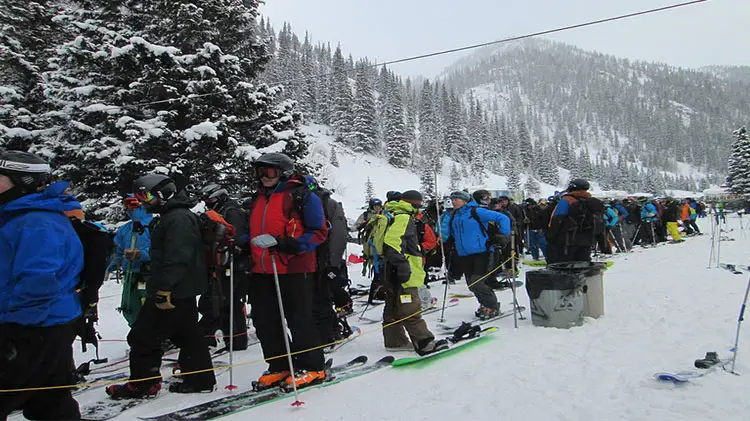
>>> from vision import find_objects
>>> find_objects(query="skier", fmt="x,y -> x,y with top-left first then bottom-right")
109,196 -> 153,327
246,153 -> 328,390
639,197 -> 658,246
546,179 -> 605,263
382,190 -> 448,354
107,174 -> 216,398
198,183 -> 250,351
441,191 -> 511,319
662,199 -> 684,243
353,197 -> 383,236
524,198 -> 548,261
0,151 -> 83,420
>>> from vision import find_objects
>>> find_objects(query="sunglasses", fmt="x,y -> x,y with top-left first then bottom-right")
134,190 -> 156,202
255,166 -> 280,179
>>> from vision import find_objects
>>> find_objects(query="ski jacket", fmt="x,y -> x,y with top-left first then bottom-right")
248,176 -> 328,275
603,205 -> 618,227
416,213 -> 437,254
217,199 -> 250,272
383,200 -> 425,289
441,200 -> 511,257
146,191 -> 207,299
688,202 -> 698,220
641,202 -> 658,222
0,182 -> 84,326
663,202 -> 680,222
680,203 -> 692,221
614,203 -> 629,222
111,206 -> 152,273
525,204 -> 546,230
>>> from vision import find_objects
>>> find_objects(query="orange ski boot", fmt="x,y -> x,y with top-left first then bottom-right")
282,370 -> 327,391
252,370 -> 290,391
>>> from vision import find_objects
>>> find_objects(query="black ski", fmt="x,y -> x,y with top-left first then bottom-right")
140,356 -> 372,421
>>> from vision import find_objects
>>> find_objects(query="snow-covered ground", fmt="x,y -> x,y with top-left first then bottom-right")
13,216 -> 749,421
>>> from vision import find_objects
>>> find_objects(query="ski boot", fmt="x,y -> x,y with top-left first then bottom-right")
451,322 -> 481,343
282,369 -> 327,391
478,305 -> 500,320
106,382 -> 161,400
415,338 -> 450,356
252,370 -> 290,391
694,352 -> 721,369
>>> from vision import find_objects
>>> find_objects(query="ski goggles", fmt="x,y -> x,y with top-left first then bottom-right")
254,166 -> 280,179
133,190 -> 156,203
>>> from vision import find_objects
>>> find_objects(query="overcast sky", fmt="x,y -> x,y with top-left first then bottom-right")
259,0 -> 750,78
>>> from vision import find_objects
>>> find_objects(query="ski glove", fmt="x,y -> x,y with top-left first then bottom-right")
154,290 -> 175,310
124,249 -> 141,261
275,237 -> 302,254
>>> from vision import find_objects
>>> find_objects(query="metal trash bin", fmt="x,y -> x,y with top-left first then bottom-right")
547,262 -> 607,319
525,268 -> 586,328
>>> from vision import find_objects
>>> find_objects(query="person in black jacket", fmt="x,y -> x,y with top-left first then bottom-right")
107,175 -> 215,399
198,183 -> 250,351
546,179 -> 605,263
523,198 -> 547,261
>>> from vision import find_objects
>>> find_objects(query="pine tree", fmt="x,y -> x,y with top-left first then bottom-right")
330,45 -> 352,142
449,161 -> 461,190
382,69 -> 409,168
365,176 -> 375,201
39,0 -> 304,212
0,1 -> 65,149
420,166 -> 436,199
728,126 -> 750,195
349,60 -> 378,153
524,177 -> 541,198
517,120 -> 534,169
418,80 -> 441,176
329,144 -> 339,167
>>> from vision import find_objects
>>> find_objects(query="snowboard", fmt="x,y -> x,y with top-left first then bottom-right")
392,327 -> 498,367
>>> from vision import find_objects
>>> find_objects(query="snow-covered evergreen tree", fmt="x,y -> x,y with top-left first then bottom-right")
728,126 -> 750,195
382,69 -> 409,168
329,144 -> 339,167
365,176 -> 375,201
349,60 -> 378,153
524,176 -> 541,198
39,0 -> 304,214
449,161 -> 461,190
330,45 -> 352,142
517,120 -> 534,169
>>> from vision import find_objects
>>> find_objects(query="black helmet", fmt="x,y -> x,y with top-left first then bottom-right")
201,183 -> 228,209
368,198 -> 383,209
0,150 -> 52,193
567,178 -> 590,192
386,190 -> 401,202
252,153 -> 294,178
133,174 -> 176,202
472,189 -> 491,206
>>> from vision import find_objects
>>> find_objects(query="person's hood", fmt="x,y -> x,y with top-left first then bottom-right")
0,181 -> 81,216
385,199 -> 417,216
126,205 -> 153,224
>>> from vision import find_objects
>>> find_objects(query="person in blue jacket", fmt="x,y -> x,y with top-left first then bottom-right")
109,196 -> 153,327
639,198 -> 658,245
603,202 -> 628,252
0,151 -> 84,420
441,191 -> 511,319
613,200 -> 633,250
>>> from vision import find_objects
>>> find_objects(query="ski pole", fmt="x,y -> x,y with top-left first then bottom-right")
226,253 -> 237,390
730,275 -> 750,374
434,171 -> 451,322
510,235 -> 518,328
251,234 -> 303,406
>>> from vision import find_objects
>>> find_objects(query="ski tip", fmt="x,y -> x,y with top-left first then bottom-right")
378,356 -> 396,364
350,355 -> 368,364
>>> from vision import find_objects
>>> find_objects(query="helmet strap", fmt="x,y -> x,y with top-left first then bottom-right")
0,186 -> 27,205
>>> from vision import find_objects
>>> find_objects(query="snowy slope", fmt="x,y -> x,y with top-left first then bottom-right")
22,216 -> 749,421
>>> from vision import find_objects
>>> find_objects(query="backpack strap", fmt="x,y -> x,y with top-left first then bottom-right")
470,207 -> 490,238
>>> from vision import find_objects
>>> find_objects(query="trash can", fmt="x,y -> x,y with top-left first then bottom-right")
547,262 -> 607,319
525,268 -> 586,328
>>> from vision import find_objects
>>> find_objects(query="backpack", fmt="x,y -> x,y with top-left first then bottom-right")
564,196 -> 599,235
289,182 -> 337,271
362,212 -> 394,275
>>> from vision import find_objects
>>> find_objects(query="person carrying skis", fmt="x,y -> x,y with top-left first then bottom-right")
546,179 -> 605,263
107,174 -> 215,398
382,190 -> 448,355
109,196 -> 153,327
441,191 -> 511,319
198,183 -> 250,351
247,153 -> 328,390
0,151 -> 83,420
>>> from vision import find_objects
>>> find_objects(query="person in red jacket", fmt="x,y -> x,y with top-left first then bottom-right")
247,153 -> 328,390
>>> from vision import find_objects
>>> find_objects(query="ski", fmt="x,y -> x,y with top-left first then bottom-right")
720,263 -> 743,275
654,354 -> 733,383
79,366 -> 230,420
437,306 -> 527,332
392,327 -> 497,367
324,326 -> 362,353
139,356 -> 387,421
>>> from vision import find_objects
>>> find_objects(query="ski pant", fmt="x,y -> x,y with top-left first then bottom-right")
622,222 -> 637,247
128,298 -> 215,389
248,273 -> 325,372
656,221 -> 667,242
546,243 -> 591,264
0,320 -> 80,420
458,252 -> 498,310
686,219 -> 700,234
312,270 -> 337,345
527,229 -> 547,260
198,270 -> 249,350
382,285 -> 434,350
594,233 -> 611,254
639,221 -> 656,245
325,265 -> 353,310
666,222 -> 682,241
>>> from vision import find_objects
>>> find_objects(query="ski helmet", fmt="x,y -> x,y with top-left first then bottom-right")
133,174 -> 176,202
567,178 -> 590,192
252,153 -> 294,179
0,150 -> 52,193
201,183 -> 229,209
368,198 -> 383,209
472,189 -> 491,206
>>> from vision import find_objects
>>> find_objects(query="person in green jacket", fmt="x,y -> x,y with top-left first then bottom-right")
382,190 -> 448,356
